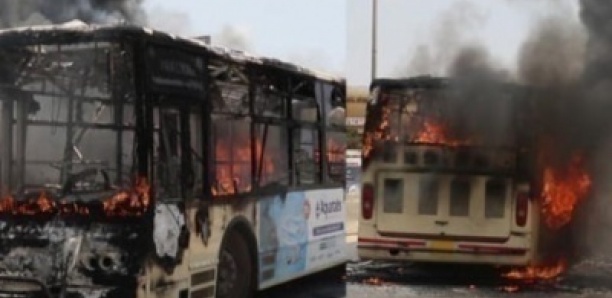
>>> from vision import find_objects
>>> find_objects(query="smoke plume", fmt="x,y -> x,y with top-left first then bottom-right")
0,0 -> 147,28
401,0 -> 612,259
573,0 -> 612,256
213,25 -> 253,52
403,0 -> 485,76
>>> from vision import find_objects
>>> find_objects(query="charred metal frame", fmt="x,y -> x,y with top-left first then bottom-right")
0,37 -> 139,197
364,76 -> 530,177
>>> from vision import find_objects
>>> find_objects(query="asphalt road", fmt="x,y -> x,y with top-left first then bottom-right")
259,256 -> 612,298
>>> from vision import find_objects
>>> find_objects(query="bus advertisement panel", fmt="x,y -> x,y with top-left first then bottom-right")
258,188 -> 346,287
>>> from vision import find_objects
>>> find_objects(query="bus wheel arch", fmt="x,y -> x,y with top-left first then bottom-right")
216,217 -> 258,298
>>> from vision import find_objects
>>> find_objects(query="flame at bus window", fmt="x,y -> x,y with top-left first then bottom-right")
363,88 -> 515,162
212,117 -> 252,196
0,176 -> 151,218
326,131 -> 347,184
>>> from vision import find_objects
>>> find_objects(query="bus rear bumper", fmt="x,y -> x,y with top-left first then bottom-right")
357,237 -> 534,266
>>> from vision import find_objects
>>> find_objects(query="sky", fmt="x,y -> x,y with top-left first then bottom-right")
143,0 -> 346,76
347,0 -> 581,87
142,0 -> 582,87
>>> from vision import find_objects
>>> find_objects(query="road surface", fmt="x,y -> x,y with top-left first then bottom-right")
259,256 -> 612,298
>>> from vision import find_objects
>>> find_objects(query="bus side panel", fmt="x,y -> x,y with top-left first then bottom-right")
257,188 -> 347,290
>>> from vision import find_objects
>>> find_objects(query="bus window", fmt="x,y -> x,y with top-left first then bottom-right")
327,131 -> 346,184
209,60 -> 252,196
154,108 -> 184,199
292,95 -> 319,123
255,123 -> 289,187
254,86 -> 286,118
294,128 -> 320,185
212,115 -> 252,195
323,84 -> 346,184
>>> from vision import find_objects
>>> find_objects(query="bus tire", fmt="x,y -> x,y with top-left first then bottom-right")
216,230 -> 254,298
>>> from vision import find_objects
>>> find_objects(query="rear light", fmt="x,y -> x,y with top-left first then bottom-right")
362,183 -> 374,220
515,191 -> 529,227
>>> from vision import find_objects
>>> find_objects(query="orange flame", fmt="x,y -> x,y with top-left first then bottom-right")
502,258 -> 567,283
362,104 -> 392,159
541,155 -> 592,230
362,102 -> 470,163
413,120 -> 470,146
103,176 -> 151,216
0,177 -> 151,218
326,138 -> 346,164
212,137 -> 277,196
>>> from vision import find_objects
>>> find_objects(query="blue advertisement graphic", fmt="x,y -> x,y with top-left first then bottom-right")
259,192 -> 309,281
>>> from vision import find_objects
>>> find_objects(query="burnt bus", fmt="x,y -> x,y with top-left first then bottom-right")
357,76 -> 578,269
0,21 -> 348,297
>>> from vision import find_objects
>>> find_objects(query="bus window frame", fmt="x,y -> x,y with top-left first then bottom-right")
136,39 -> 347,202
137,40 -> 210,202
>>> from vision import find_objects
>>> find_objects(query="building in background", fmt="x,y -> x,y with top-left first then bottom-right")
346,86 -> 369,149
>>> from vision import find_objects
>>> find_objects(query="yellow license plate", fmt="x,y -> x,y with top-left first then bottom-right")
430,240 -> 455,251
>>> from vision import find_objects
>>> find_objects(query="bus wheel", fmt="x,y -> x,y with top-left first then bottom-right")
216,230 -> 254,298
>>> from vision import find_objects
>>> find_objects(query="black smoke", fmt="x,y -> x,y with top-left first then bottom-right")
573,0 -> 612,256
0,0 -> 147,28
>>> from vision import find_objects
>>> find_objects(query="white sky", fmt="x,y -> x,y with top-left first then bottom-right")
141,0 -> 582,87
347,0 -> 581,87
143,0 -> 346,76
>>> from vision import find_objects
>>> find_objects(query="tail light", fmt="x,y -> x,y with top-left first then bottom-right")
362,183 -> 374,220
515,191 -> 529,227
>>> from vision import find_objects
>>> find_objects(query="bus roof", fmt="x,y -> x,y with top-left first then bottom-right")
0,21 -> 345,85
370,75 -> 528,94
370,76 -> 449,90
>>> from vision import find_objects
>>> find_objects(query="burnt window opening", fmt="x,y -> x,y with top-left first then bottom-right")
252,72 -> 290,119
291,83 -> 320,123
254,123 -> 289,187
455,150 -> 471,168
423,150 -> 440,166
209,61 -> 249,116
326,131 -> 346,184
322,82 -> 346,185
0,41 -> 137,195
153,107 -> 194,200
322,83 -> 346,128
404,151 -> 418,165
254,85 -> 286,118
211,115 -> 252,196
294,128 -> 321,185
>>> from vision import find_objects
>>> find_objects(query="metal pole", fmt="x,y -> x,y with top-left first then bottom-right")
371,0 -> 378,80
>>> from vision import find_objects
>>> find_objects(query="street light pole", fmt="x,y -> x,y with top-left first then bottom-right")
371,0 -> 378,81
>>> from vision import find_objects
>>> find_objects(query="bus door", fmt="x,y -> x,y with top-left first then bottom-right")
149,103 -> 193,272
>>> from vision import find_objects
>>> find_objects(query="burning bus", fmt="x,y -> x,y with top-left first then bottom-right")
357,76 -> 591,274
0,21 -> 349,297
